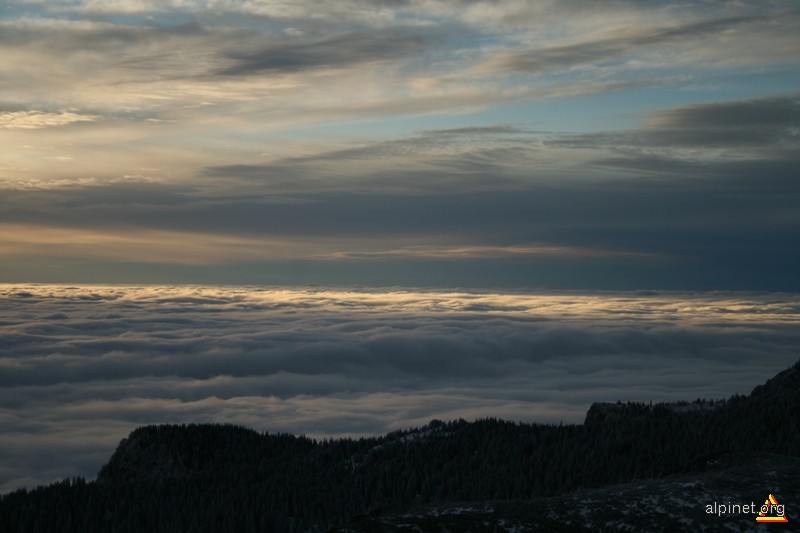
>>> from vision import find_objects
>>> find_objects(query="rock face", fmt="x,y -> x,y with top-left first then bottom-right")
2,359 -> 798,532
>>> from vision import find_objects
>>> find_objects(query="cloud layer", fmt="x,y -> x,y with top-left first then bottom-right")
2,284 -> 799,493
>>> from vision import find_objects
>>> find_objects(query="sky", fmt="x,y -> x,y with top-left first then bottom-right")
0,0 -> 798,289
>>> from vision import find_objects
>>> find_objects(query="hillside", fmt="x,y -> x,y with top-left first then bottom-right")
1,360 -> 798,532
338,452 -> 799,532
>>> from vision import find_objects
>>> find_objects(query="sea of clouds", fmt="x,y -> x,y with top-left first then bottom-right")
1,284 -> 799,493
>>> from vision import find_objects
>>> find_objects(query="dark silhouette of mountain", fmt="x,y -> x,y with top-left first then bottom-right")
1,359 -> 798,532
338,452 -> 800,532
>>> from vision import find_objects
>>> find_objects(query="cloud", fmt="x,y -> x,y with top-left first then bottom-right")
0,110 -> 97,129
638,94 -> 800,148
0,1 -> 795,206
0,223 -> 326,264
217,29 -> 438,76
1,284 -> 799,492
197,128 -> 537,195
3,0 -> 794,135
0,108 -> 796,282
475,15 -> 765,75
547,93 -> 800,160
647,95 -> 800,130
0,223 -> 654,265
316,244 -> 659,260
415,125 -> 530,137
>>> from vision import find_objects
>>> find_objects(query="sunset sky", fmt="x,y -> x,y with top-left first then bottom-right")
1,0 -> 798,289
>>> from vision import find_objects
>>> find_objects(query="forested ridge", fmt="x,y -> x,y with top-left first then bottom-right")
2,360 -> 798,532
